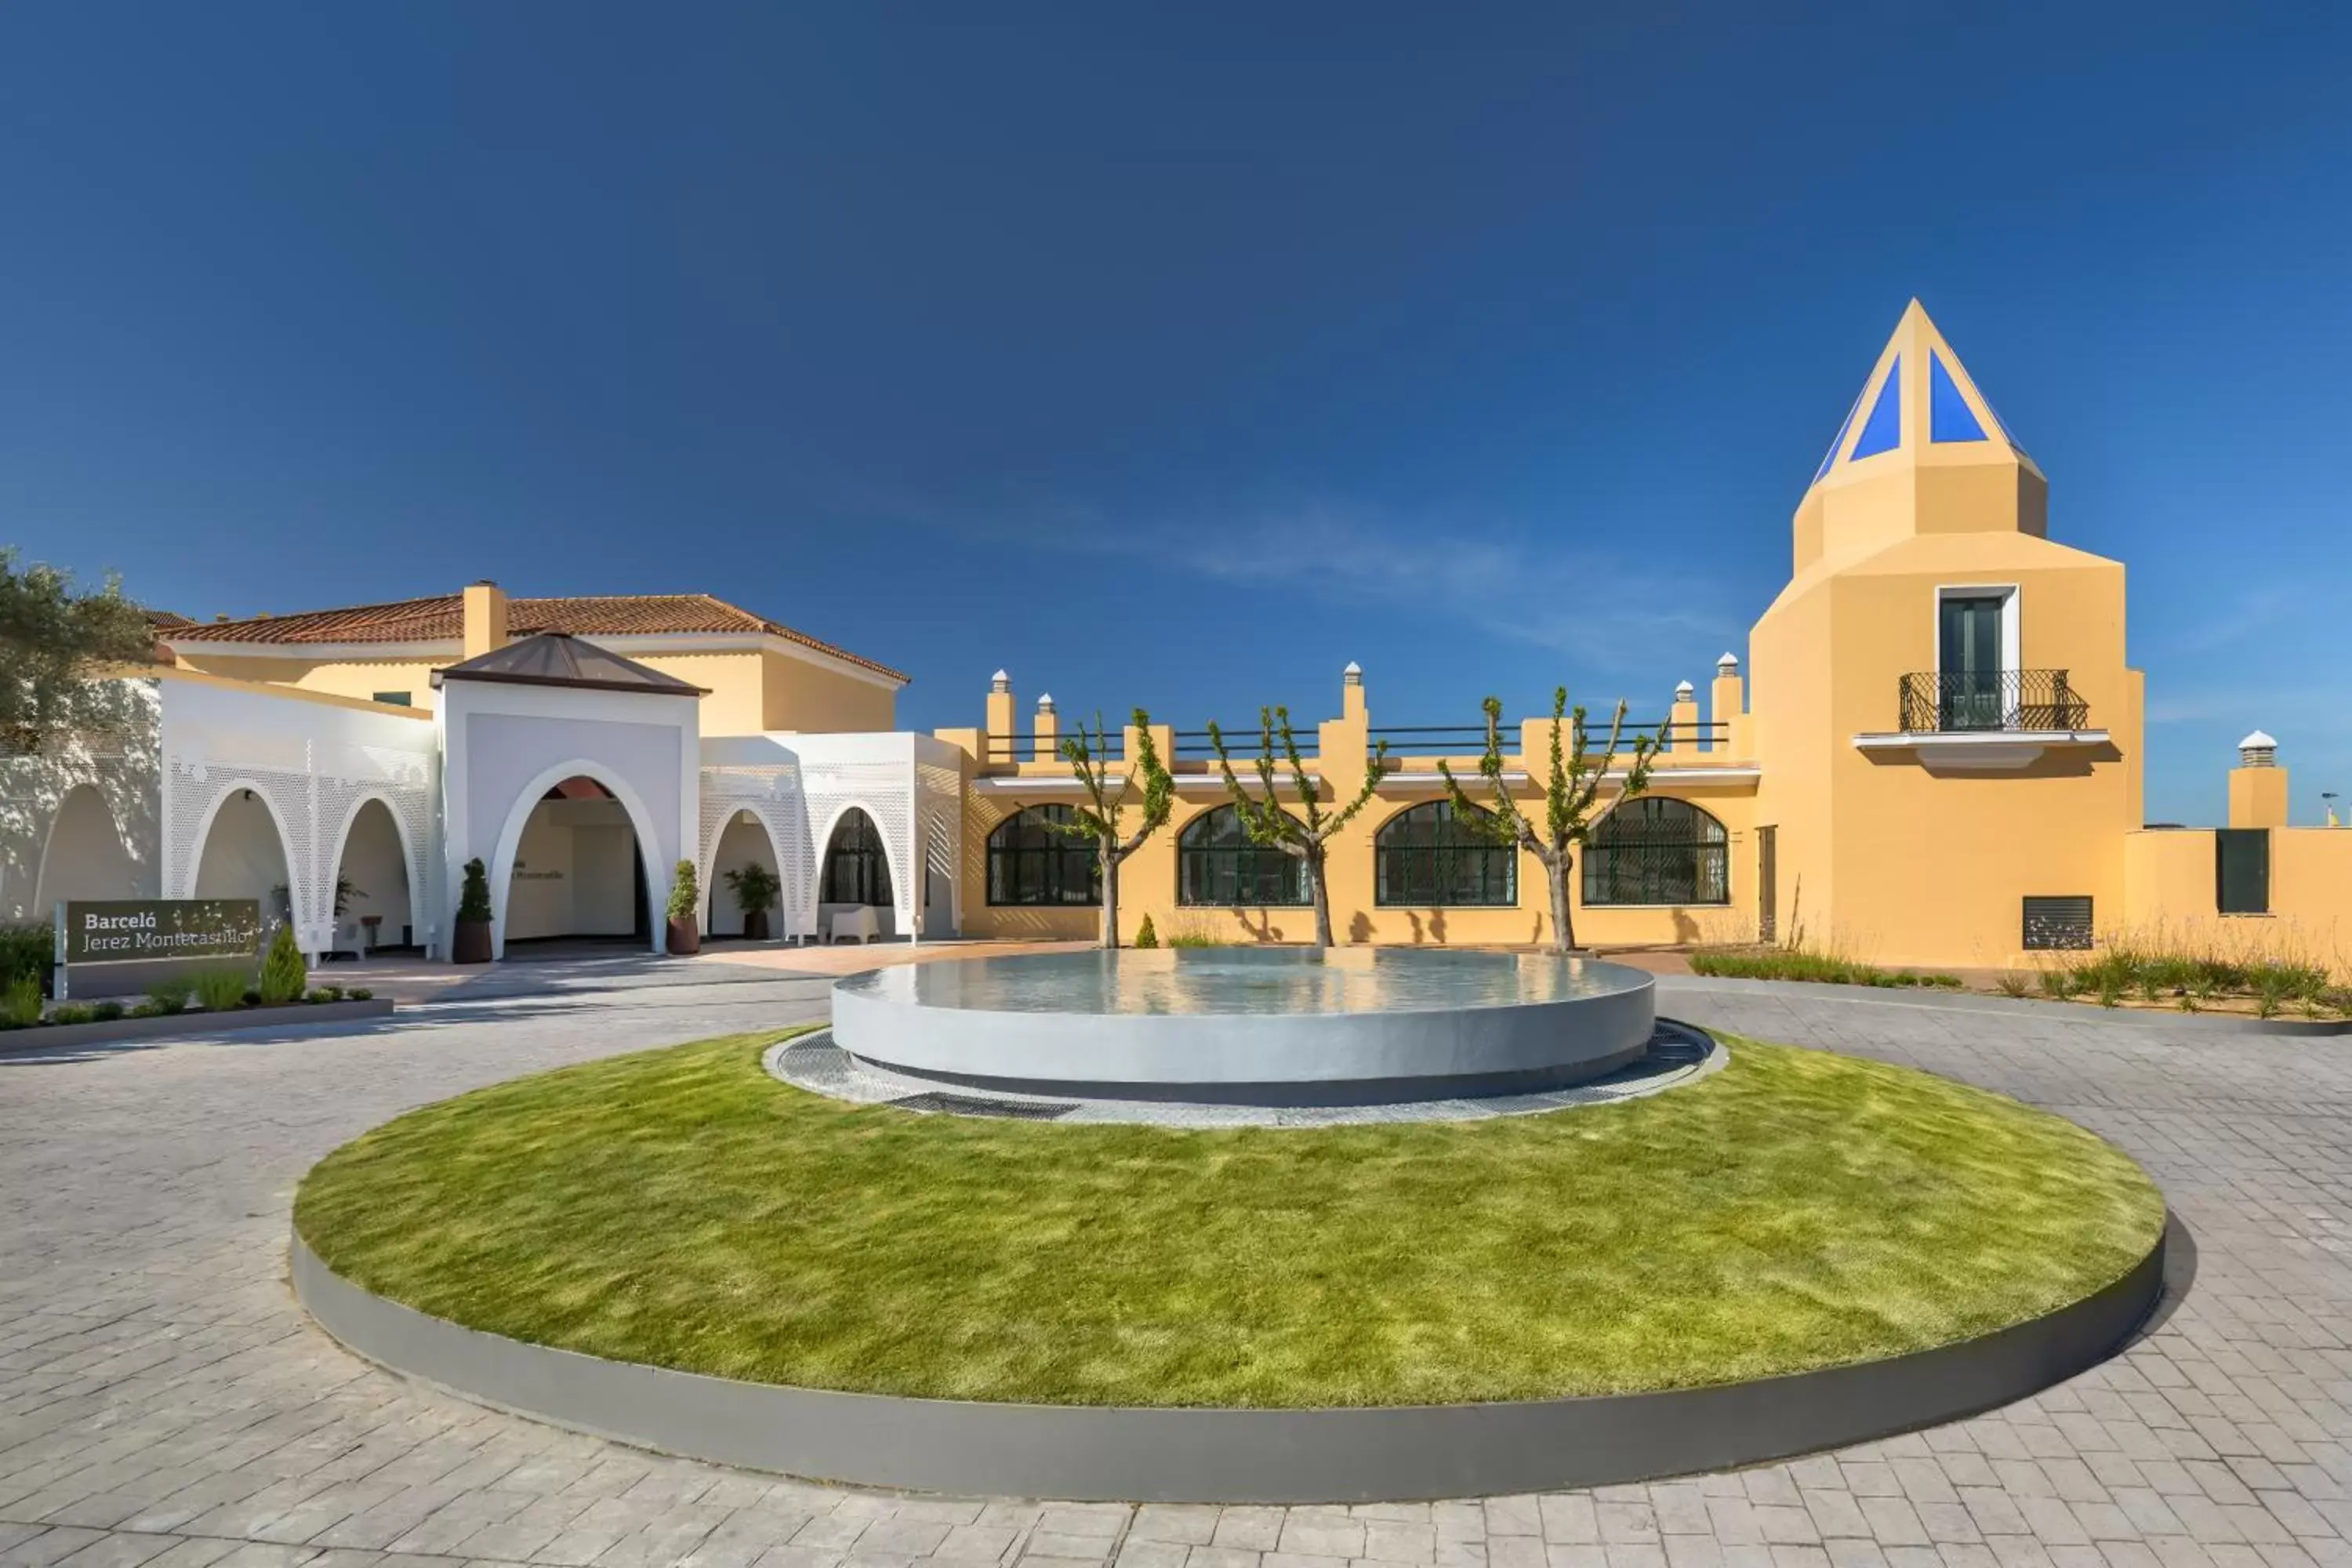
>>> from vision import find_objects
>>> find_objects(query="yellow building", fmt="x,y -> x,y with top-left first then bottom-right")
24,299 -> 2326,970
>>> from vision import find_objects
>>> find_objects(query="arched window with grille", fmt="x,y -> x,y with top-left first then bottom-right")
1177,805 -> 1309,906
821,808 -> 895,907
1374,800 -> 1516,907
1581,798 -> 1730,906
986,806 -> 1102,906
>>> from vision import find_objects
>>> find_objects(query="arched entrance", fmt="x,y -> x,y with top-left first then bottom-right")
33,785 -> 138,917
331,797 -> 415,956
192,787 -> 297,927
706,810 -> 786,940
499,775 -> 652,953
819,807 -> 897,940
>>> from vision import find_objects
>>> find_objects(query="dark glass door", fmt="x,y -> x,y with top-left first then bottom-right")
1939,596 -> 2005,731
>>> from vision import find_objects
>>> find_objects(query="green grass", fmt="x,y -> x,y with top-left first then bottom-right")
1690,949 -> 1965,989
295,1032 -> 2162,1410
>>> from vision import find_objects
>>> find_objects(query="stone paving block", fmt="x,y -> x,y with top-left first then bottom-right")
1131,1512 -> 1219,1548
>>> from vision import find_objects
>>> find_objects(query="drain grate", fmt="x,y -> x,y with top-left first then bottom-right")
1643,1027 -> 1711,1068
887,1091 -> 1078,1121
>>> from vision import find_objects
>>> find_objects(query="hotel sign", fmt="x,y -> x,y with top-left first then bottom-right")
58,899 -> 265,966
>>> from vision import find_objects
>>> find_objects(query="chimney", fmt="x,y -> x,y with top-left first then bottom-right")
1709,653 -> 1744,754
2228,730 -> 2288,829
985,670 -> 1016,764
462,581 -> 509,659
1033,693 -> 1060,760
1341,660 -> 1367,724
1668,680 -> 1699,753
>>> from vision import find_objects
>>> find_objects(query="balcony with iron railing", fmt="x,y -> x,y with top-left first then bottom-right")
1896,670 -> 2091,735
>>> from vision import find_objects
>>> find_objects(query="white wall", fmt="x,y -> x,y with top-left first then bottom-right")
32,785 -> 140,915
504,797 -> 639,941
193,791 -> 293,916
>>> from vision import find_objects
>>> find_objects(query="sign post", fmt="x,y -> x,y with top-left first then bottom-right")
54,899 -> 266,1000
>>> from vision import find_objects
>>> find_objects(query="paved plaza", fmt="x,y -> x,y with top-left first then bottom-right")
4,963 -> 2349,1568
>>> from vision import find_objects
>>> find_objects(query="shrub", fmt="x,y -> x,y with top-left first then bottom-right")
1132,915 -> 1160,949
193,965 -> 250,1014
666,860 -> 699,923
1688,946 -> 1955,990
456,858 -> 493,923
0,975 -> 40,1028
258,924 -> 307,1004
347,986 -> 373,1002
2096,973 -> 2123,1008
1995,972 -> 2031,999
49,1003 -> 94,1025
305,987 -> 334,1004
146,978 -> 189,1015
241,988 -> 262,1007
91,1000 -> 123,1022
1,921 -> 51,993
1164,912 -> 1225,949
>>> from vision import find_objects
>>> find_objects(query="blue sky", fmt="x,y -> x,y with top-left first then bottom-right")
3,5 -> 2347,825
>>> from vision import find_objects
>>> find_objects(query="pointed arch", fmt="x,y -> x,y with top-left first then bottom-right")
703,807 -> 791,938
32,784 -> 138,916
326,791 -> 420,953
184,779 -> 304,932
487,760 -> 669,960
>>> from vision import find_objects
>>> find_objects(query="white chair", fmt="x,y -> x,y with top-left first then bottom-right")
828,906 -> 881,945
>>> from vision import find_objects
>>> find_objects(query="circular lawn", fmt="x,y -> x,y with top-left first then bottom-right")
293,1029 -> 2163,1410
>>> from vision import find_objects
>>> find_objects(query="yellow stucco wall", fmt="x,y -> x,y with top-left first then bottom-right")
171,644 -> 894,737
2125,826 -> 2352,972
760,652 -> 897,733
957,759 -> 1762,950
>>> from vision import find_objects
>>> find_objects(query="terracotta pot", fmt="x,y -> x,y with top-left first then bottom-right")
452,919 -> 493,965
744,909 -> 771,942
667,916 -> 701,956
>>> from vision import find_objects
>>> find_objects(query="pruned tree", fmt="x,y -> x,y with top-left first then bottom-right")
1207,706 -> 1390,949
1047,707 -> 1174,949
1436,688 -> 1664,954
1,548 -> 154,753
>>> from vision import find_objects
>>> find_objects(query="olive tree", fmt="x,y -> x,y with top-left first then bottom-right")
1047,708 -> 1174,948
1207,706 -> 1389,949
1436,688 -> 1664,954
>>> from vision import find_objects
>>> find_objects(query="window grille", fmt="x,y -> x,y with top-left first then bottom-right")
985,806 -> 1102,907
1374,800 -> 1515,907
1581,798 -> 1730,907
1177,805 -> 1309,907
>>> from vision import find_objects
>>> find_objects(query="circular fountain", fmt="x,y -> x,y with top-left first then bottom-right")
829,946 -> 1657,1107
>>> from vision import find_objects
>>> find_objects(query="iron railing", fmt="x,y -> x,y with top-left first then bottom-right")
984,717 -> 1731,765
1896,670 -> 2089,734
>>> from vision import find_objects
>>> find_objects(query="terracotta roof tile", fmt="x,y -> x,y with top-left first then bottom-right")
165,591 -> 906,682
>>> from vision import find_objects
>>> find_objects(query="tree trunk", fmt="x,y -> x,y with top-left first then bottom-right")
1101,843 -> 1121,949
1308,845 -> 1334,949
1548,851 -> 1577,956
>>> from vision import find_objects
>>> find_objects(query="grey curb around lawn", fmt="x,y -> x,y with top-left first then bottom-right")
290,1222 -> 2166,1504
0,996 -> 396,1055
1655,972 -> 2352,1034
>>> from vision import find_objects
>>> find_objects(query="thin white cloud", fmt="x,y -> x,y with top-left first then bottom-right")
834,480 -> 1737,675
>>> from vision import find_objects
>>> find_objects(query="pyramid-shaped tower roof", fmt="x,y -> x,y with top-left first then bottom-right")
1806,300 -> 2041,490
1791,301 -> 2049,572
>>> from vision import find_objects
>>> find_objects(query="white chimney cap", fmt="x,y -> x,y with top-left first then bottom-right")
1717,651 -> 1740,671
2240,729 -> 2278,750
992,669 -> 1010,684
1037,693 -> 1055,710
1675,680 -> 1695,698
1343,660 -> 1362,676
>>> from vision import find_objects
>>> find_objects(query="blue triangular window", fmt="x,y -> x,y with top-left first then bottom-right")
1929,351 -> 1988,443
1848,356 -> 1903,460
1813,390 -> 1864,483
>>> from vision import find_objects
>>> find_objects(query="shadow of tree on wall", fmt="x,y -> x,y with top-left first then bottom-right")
0,681 -> 162,924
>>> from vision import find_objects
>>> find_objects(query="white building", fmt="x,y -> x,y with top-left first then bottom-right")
2,584 -> 964,960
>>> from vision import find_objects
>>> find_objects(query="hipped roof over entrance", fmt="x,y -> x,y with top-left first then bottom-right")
430,631 -> 710,696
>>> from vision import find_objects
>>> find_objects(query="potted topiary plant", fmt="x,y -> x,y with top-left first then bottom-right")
452,857 -> 494,964
722,862 -> 782,942
666,859 -> 702,956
